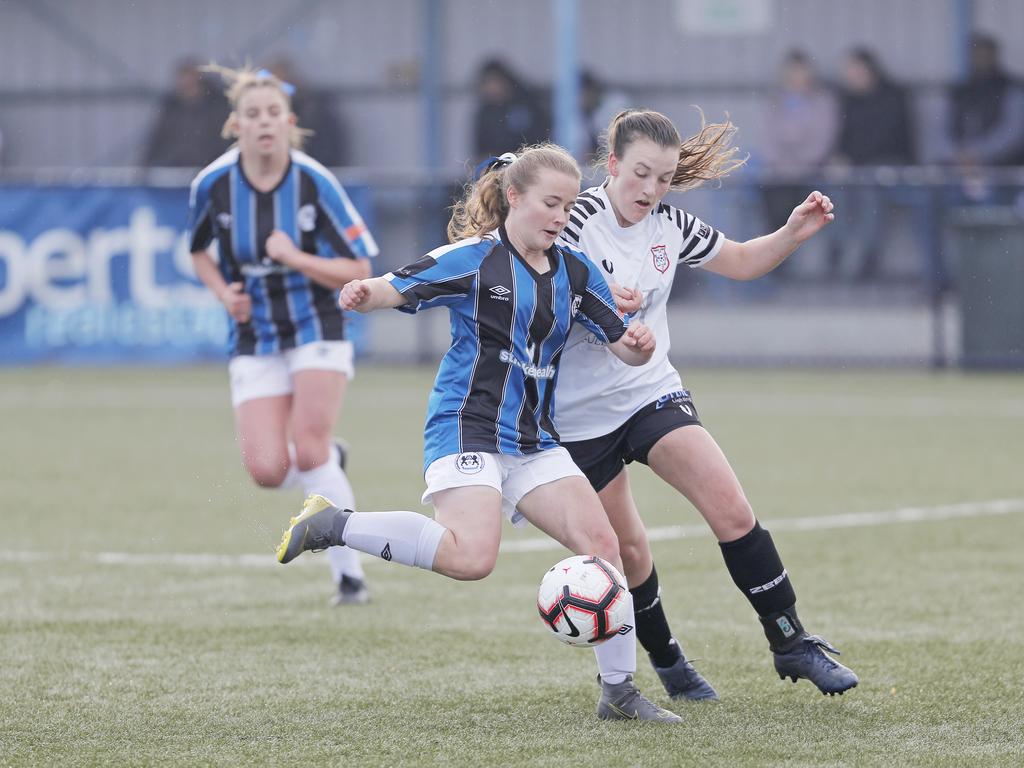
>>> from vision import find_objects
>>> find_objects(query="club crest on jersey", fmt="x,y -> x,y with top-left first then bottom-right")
455,452 -> 484,475
571,293 -> 583,317
297,204 -> 317,232
651,244 -> 670,273
216,212 -> 232,229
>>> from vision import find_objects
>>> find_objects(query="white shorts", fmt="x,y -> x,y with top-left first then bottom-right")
228,341 -> 354,407
422,447 -> 585,528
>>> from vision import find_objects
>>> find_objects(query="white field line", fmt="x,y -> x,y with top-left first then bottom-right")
3,497 -> 1024,568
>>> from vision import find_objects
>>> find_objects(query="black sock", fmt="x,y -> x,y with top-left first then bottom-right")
759,606 -> 806,653
629,564 -> 683,668
719,521 -> 804,651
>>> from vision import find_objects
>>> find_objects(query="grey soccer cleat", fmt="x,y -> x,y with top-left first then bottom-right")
330,573 -> 370,606
774,634 -> 859,696
276,494 -> 351,564
651,645 -> 719,701
596,675 -> 682,723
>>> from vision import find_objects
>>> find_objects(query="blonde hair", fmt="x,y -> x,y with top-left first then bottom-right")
601,108 -> 746,191
202,63 -> 310,149
448,143 -> 581,243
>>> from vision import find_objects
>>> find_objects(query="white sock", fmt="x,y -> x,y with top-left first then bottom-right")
298,458 -> 364,582
342,511 -> 446,571
280,442 -> 340,490
593,591 -> 637,685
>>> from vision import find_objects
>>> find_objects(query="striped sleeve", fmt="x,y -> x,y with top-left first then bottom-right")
672,206 -> 724,268
384,239 -> 484,314
298,153 -> 379,260
188,149 -> 237,252
562,247 -> 627,344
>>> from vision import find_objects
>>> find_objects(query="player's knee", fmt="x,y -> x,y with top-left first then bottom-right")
245,458 -> 288,488
617,533 -> 650,574
291,435 -> 330,471
586,525 -> 621,565
717,492 -> 756,539
449,551 -> 498,581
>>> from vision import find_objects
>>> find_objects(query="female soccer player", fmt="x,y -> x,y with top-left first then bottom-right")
555,109 -> 858,697
277,145 -> 680,723
188,65 -> 375,605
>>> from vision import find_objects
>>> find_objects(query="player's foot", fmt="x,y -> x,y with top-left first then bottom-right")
650,647 -> 719,701
596,675 -> 682,723
773,634 -> 859,695
333,439 -> 349,472
276,494 -> 350,564
330,574 -> 370,606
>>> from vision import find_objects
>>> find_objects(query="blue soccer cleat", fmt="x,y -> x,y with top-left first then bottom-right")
651,651 -> 719,702
773,634 -> 859,695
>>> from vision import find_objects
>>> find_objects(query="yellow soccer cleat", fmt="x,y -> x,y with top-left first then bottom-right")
275,494 -> 350,564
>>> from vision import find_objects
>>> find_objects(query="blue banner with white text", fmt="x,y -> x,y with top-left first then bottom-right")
0,185 -> 372,365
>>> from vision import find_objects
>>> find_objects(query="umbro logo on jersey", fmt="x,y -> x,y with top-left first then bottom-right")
381,543 -> 392,561
651,244 -> 670,274
489,285 -> 511,301
617,623 -> 634,635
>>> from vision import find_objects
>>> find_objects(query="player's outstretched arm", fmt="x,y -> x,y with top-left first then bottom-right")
339,277 -> 406,313
607,321 -> 656,366
703,190 -> 835,281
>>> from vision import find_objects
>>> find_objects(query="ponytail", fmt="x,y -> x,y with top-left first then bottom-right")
602,108 -> 746,191
448,144 -> 580,243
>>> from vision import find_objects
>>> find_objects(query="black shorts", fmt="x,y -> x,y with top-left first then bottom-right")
561,390 -> 702,492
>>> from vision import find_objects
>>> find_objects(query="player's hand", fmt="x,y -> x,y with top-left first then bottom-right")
621,321 -> 655,354
220,282 -> 251,323
265,230 -> 299,265
785,191 -> 834,244
339,279 -> 371,311
610,282 -> 643,315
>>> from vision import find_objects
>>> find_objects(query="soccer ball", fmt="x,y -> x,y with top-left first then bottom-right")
537,555 -> 631,647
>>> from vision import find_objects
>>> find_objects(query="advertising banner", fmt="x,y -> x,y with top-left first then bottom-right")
0,185 -> 372,364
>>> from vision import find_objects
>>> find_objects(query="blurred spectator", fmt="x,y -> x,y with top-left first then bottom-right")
142,58 -> 230,167
829,48 -> 917,281
759,50 -> 838,276
473,58 -> 550,161
268,57 -> 348,167
576,69 -> 630,165
947,34 -> 1024,169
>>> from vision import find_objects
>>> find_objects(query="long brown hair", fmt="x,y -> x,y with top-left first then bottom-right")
601,108 -> 745,191
447,144 -> 581,243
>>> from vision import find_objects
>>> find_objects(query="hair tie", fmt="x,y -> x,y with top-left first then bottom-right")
473,152 -> 518,181
256,68 -> 296,97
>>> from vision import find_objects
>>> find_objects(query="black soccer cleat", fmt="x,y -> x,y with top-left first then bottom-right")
773,634 -> 859,695
330,574 -> 370,606
334,439 -> 349,472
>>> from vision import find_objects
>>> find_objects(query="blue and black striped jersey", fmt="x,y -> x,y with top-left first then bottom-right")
188,148 -> 378,356
386,227 -> 627,471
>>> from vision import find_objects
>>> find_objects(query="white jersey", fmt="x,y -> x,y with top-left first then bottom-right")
553,181 -> 724,441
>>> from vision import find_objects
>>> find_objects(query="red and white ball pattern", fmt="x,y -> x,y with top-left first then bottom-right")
537,555 -> 631,647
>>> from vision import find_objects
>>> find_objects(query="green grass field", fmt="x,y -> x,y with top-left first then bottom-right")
2,366 -> 1023,767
